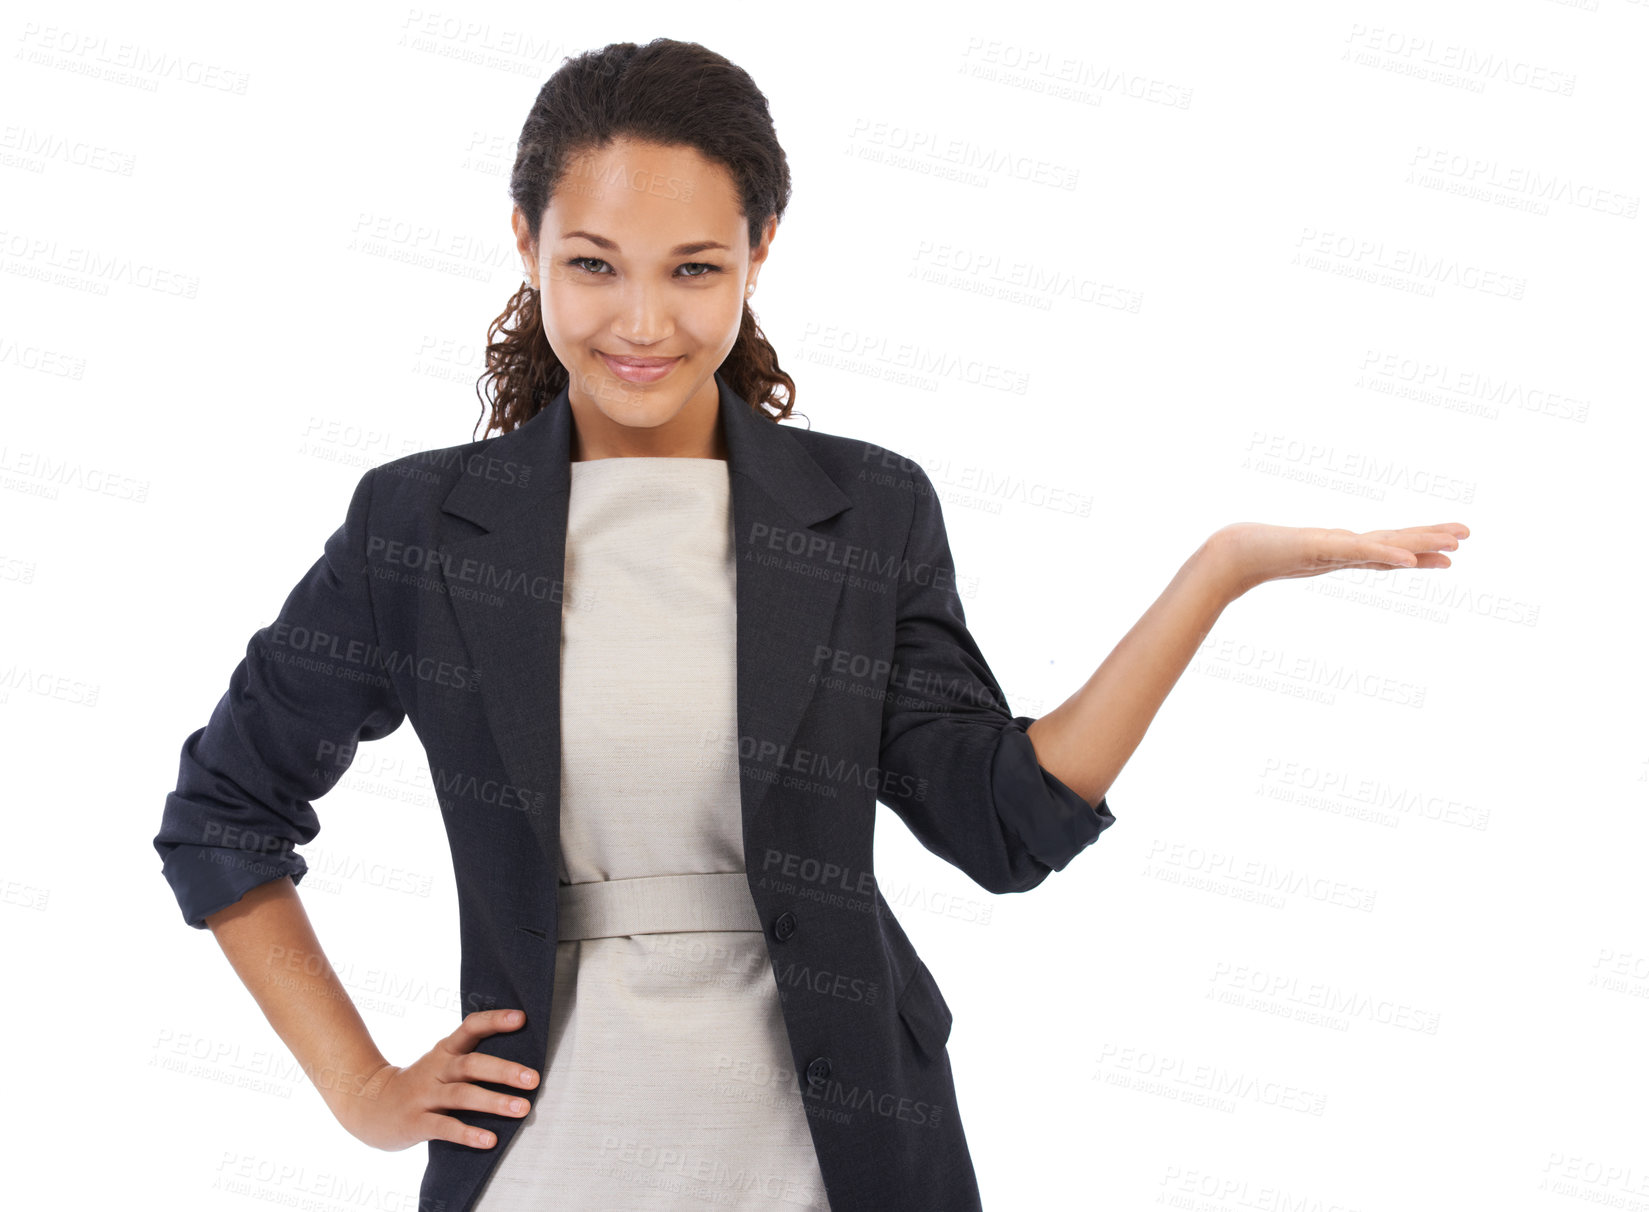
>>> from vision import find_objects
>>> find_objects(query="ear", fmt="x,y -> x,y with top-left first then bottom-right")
750,213 -> 778,271
511,207 -> 540,290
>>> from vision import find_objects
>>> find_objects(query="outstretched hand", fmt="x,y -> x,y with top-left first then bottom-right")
1210,521 -> 1471,597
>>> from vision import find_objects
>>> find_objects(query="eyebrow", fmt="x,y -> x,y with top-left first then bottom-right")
559,230 -> 731,257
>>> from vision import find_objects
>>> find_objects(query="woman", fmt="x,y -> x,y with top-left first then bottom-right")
153,38 -> 1468,1212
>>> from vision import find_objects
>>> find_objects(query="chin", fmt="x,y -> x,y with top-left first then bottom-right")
591,386 -> 678,426
608,406 -> 675,429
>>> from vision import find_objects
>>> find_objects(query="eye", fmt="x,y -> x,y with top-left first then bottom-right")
561,257 -> 725,279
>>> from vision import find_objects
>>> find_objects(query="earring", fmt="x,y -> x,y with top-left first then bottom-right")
746,282 -> 755,297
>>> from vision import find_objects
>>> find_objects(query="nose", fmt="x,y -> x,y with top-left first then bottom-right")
609,280 -> 675,348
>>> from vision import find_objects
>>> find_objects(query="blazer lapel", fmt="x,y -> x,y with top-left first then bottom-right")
436,369 -> 854,881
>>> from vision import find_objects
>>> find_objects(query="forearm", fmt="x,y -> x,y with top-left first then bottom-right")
204,876 -> 389,1121
1025,534 -> 1239,809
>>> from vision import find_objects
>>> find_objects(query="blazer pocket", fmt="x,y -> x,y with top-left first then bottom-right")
895,959 -> 954,1062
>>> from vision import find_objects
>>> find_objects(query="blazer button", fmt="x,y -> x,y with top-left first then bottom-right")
805,1057 -> 831,1087
772,910 -> 797,941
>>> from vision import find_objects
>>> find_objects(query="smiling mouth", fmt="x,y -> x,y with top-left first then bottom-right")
599,354 -> 680,367
598,352 -> 683,383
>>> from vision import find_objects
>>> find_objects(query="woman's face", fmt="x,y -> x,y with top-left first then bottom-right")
514,137 -> 774,458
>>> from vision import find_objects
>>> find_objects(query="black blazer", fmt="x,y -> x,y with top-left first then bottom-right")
154,368 -> 1116,1212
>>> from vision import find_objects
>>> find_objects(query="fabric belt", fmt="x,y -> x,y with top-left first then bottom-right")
556,871 -> 762,941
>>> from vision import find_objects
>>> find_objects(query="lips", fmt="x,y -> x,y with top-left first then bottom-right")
599,352 -> 682,384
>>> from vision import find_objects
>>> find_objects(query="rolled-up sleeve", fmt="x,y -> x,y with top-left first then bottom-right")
876,464 -> 1115,895
153,466 -> 407,929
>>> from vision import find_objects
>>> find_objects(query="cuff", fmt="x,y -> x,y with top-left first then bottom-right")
989,715 -> 1116,874
160,843 -> 308,930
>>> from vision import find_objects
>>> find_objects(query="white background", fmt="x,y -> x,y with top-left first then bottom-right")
4,2 -> 1646,1209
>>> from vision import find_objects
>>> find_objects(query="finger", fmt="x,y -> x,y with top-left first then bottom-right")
1367,529 -> 1461,555
1391,524 -> 1468,544
1342,546 -> 1455,572
1358,524 -> 1464,557
1349,538 -> 1419,565
1325,534 -> 1418,567
1404,528 -> 1463,550
1370,524 -> 1466,542
444,1008 -> 528,1056
430,1078 -> 534,1121
417,1109 -> 504,1150
1354,553 -> 1451,571
450,1049 -> 540,1091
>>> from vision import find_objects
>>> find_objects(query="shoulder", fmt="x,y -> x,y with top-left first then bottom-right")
350,430 -> 517,544
780,417 -> 936,501
780,418 -> 941,539
371,433 -> 508,496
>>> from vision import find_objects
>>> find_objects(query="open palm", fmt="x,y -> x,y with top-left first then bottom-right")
1213,521 -> 1471,595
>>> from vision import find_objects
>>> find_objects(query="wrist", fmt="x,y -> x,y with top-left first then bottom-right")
1191,529 -> 1251,605
314,1056 -> 395,1127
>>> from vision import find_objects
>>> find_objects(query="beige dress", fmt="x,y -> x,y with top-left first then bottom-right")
470,456 -> 830,1210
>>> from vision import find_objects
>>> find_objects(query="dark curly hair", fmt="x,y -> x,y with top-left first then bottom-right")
474,38 -> 799,441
